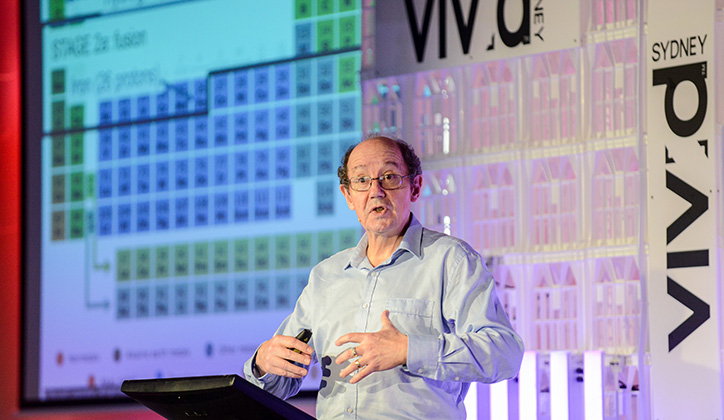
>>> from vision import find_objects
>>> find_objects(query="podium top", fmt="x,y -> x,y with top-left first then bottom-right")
121,374 -> 315,420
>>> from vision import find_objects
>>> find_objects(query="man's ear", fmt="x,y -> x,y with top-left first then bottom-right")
340,184 -> 355,210
410,174 -> 423,202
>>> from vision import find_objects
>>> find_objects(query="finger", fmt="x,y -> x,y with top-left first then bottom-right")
349,366 -> 372,384
339,359 -> 362,378
289,339 -> 314,356
380,310 -> 394,328
334,333 -> 364,347
272,361 -> 309,378
334,347 -> 358,365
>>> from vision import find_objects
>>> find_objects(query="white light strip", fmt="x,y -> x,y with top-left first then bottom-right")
465,382 -> 478,420
519,350 -> 538,420
489,380 -> 509,420
550,351 -> 570,420
584,351 -> 604,420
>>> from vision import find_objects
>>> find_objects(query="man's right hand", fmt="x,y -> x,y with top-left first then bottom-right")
253,334 -> 313,378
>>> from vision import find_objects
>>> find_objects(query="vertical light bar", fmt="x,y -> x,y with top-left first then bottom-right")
518,350 -> 538,420
584,350 -> 604,420
489,380 -> 509,420
464,382 -> 478,420
550,351 -> 570,420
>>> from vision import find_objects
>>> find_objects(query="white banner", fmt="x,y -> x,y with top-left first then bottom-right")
374,0 -> 579,77
646,0 -> 722,419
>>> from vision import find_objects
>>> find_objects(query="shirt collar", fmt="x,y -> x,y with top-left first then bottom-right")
346,213 -> 424,269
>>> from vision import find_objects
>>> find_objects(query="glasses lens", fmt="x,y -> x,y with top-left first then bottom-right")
380,174 -> 401,189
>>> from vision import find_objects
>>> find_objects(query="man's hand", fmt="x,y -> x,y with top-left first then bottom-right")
254,334 -> 313,378
334,310 -> 408,384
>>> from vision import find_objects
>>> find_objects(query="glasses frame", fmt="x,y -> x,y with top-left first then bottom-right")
344,173 -> 414,192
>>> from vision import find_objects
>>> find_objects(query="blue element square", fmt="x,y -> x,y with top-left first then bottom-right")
137,163 -> 150,194
155,199 -> 169,230
234,112 -> 248,144
214,154 -> 228,186
155,122 -> 169,154
155,161 -> 169,192
137,96 -> 150,119
118,203 -> 132,234
174,197 -> 189,228
194,194 -> 209,226
214,115 -> 228,146
233,71 -> 248,105
194,156 -> 208,188
175,159 -> 189,190
214,193 -> 228,225
99,129 -> 113,161
136,124 -> 151,156
118,166 -> 132,196
136,201 -> 150,232
233,190 -> 249,222
194,116 -> 208,149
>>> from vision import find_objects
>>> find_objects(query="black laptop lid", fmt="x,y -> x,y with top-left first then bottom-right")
121,374 -> 315,420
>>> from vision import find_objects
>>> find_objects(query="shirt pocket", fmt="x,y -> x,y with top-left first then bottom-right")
385,297 -> 435,335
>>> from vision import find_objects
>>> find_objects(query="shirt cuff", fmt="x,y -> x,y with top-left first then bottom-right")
404,333 -> 441,376
243,351 -> 278,388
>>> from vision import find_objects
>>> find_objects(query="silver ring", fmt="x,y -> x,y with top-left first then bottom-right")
352,347 -> 358,357
355,360 -> 360,369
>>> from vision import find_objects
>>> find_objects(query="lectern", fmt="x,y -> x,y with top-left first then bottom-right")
121,374 -> 315,420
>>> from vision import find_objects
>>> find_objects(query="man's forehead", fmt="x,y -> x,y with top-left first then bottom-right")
349,158 -> 403,171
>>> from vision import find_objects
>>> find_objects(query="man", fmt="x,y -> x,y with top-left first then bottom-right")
244,135 -> 523,419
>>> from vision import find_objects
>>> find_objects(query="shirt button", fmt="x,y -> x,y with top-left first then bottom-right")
347,408 -> 354,413
455,376 -> 460,381
418,368 -> 424,374
363,303 -> 368,309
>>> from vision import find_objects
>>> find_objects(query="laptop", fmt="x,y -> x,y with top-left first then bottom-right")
121,374 -> 315,420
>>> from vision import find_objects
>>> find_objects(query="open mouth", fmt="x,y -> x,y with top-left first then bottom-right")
372,206 -> 385,214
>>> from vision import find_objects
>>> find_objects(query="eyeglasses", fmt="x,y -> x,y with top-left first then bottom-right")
344,174 -> 413,191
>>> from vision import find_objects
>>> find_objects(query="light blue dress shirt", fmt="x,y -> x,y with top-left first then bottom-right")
244,214 -> 524,419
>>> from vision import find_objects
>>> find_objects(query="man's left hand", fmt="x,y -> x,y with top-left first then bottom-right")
334,310 -> 408,384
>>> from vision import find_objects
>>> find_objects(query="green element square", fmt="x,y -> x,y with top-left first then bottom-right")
317,231 -> 335,262
117,249 -> 132,281
52,101 -> 65,130
70,133 -> 83,165
173,244 -> 190,277
317,19 -> 335,52
295,0 -> 312,19
85,173 -> 95,199
135,247 -> 151,280
51,174 -> 65,204
69,105 -> 84,129
51,136 -> 65,167
295,233 -> 313,267
254,237 -> 270,271
317,0 -> 334,15
69,208 -> 84,239
339,16 -> 358,48
155,246 -> 170,278
339,228 -> 359,249
194,242 -> 209,275
51,69 -> 65,94
338,55 -> 358,93
51,211 -> 65,241
339,0 -> 357,12
233,239 -> 250,272
49,0 -> 65,22
213,240 -> 229,273
275,235 -> 291,269
69,171 -> 84,202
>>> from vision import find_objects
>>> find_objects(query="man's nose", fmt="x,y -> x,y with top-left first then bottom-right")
368,178 -> 387,196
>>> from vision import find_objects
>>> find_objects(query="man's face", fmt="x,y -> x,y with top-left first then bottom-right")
340,138 -> 422,239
